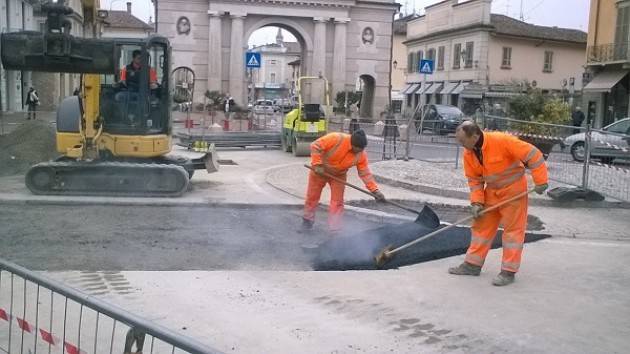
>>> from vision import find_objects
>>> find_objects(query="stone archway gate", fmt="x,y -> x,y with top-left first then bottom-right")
157,0 -> 398,120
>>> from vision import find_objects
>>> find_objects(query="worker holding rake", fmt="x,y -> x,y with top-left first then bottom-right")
450,121 -> 548,286
302,130 -> 385,235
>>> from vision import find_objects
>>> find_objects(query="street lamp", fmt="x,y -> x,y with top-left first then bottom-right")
393,60 -> 398,69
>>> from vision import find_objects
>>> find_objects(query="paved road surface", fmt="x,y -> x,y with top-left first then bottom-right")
0,203 -> 380,271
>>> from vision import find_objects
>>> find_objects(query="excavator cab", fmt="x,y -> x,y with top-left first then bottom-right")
99,38 -> 170,136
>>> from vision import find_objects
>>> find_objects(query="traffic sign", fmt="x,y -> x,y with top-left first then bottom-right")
419,59 -> 434,74
246,52 -> 261,68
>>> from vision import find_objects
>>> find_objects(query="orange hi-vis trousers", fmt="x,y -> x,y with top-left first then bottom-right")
303,171 -> 346,232
464,176 -> 528,273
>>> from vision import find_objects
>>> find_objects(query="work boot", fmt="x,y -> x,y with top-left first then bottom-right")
297,218 -> 315,234
448,262 -> 481,276
492,270 -> 516,286
301,218 -> 314,230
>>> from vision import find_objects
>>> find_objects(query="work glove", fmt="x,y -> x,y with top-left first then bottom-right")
534,183 -> 549,195
470,203 -> 484,219
372,190 -> 386,202
313,165 -> 325,175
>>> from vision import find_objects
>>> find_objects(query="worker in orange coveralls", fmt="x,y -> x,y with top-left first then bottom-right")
449,121 -> 548,286
302,130 -> 386,234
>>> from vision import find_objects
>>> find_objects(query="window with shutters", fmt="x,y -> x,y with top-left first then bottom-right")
427,48 -> 435,61
416,50 -> 423,72
437,46 -> 445,70
543,51 -> 553,73
464,42 -> 474,68
453,43 -> 461,69
615,3 -> 630,60
502,47 -> 512,68
408,52 -> 414,73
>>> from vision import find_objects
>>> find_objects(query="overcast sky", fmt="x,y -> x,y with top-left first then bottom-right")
100,0 -> 590,46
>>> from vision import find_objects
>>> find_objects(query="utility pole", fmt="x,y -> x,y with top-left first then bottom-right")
506,0 -> 510,17
519,0 -> 525,21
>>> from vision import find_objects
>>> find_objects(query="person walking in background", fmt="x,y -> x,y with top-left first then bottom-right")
572,106 -> 585,134
25,87 -> 39,120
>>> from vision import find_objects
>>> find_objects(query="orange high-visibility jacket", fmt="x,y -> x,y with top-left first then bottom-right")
464,131 -> 548,204
311,132 -> 379,192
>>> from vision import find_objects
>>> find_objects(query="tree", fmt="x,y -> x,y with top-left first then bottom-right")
334,91 -> 362,114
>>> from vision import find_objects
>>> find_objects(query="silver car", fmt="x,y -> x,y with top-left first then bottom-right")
564,118 -> 630,163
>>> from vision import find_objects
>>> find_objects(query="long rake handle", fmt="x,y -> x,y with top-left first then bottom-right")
385,188 -> 535,257
304,164 -> 423,216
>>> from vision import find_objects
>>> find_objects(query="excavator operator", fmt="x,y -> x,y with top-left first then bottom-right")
119,49 -> 158,90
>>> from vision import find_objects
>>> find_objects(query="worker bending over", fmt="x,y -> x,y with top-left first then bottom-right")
303,130 -> 385,234
450,121 -> 548,286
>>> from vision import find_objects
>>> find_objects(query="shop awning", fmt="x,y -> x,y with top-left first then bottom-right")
417,83 -> 433,95
460,83 -> 484,99
484,91 -> 521,98
401,83 -> 421,95
425,82 -> 443,94
441,81 -> 460,95
451,82 -> 467,94
583,69 -> 629,92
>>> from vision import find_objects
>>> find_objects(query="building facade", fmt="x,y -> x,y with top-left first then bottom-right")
248,29 -> 300,101
584,0 -> 630,128
100,2 -> 153,39
390,14 -> 416,113
156,0 -> 399,119
0,0 -> 36,112
403,0 -> 586,115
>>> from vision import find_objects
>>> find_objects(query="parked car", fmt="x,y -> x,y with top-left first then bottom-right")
414,104 -> 466,135
253,99 -> 274,114
273,98 -> 294,113
564,118 -> 630,163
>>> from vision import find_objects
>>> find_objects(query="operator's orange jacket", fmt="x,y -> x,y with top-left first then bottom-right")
311,132 -> 379,192
464,131 -> 548,204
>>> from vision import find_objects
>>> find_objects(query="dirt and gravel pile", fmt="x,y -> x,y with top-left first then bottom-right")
0,120 -> 58,176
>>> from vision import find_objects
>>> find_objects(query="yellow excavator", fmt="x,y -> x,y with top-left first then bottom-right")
1,0 -> 218,196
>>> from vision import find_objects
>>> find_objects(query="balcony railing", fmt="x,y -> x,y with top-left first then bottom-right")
587,42 -> 630,64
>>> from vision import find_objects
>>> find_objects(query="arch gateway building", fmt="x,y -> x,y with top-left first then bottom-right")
157,0 -> 399,119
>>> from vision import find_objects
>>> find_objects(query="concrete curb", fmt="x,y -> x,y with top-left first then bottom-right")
0,193 -> 302,208
373,174 -> 630,209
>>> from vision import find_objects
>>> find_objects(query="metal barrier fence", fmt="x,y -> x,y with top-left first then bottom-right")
0,258 -> 221,354
478,114 -> 630,202
328,111 -> 630,202
328,112 -> 462,167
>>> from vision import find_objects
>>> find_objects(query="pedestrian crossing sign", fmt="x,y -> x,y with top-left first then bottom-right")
246,52 -> 261,68
419,59 -> 434,74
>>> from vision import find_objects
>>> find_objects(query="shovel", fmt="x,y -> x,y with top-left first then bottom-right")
303,164 -> 425,220
374,188 -> 536,268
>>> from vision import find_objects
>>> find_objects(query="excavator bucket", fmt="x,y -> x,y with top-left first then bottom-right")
1,31 -> 116,74
203,149 -> 220,173
190,144 -> 220,173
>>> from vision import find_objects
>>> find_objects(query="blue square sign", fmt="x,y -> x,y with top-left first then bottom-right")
419,59 -> 434,74
246,52 -> 261,68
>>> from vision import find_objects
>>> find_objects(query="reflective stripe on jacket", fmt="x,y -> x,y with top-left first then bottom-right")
463,131 -> 548,204
310,132 -> 379,192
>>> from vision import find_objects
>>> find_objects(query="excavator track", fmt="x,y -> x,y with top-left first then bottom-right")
25,161 -> 190,197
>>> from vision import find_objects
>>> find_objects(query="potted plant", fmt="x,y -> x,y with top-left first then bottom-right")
508,90 -> 570,159
204,90 -> 226,111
